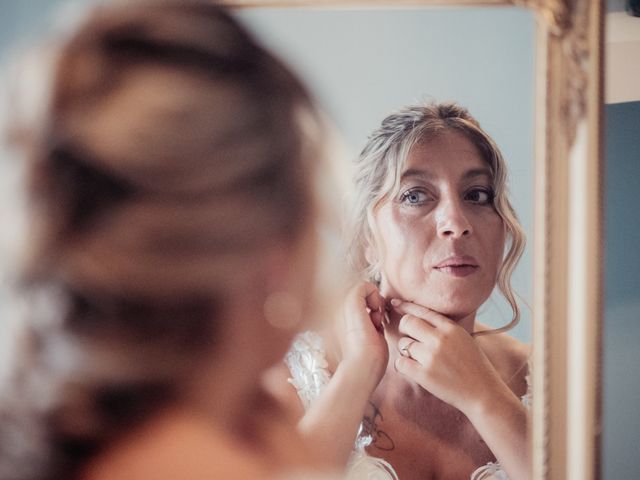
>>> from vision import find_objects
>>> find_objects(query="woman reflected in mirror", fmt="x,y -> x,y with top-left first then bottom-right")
278,103 -> 530,480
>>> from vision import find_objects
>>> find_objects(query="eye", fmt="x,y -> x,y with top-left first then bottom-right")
464,187 -> 494,205
399,188 -> 431,206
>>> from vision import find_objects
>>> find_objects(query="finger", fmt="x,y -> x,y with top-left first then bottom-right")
390,299 -> 453,330
356,282 -> 386,329
397,336 -> 426,364
398,314 -> 438,345
348,282 -> 381,311
344,282 -> 384,331
394,355 -> 426,384
364,286 -> 385,315
370,309 -> 384,332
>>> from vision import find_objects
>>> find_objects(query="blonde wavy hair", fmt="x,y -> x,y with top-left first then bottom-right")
347,102 -> 525,336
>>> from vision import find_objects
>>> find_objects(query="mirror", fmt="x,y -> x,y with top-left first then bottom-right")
222,1 -> 604,479
239,6 -> 535,343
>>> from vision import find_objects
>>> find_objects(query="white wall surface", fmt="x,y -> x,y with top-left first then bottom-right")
606,12 -> 640,103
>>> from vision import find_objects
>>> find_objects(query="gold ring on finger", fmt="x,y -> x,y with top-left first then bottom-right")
400,339 -> 416,359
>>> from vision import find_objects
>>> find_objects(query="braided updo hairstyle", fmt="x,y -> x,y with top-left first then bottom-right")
0,2 -> 325,479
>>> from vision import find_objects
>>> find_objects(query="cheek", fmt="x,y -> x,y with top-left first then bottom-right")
375,208 -> 423,265
374,209 -> 435,293
481,215 -> 506,278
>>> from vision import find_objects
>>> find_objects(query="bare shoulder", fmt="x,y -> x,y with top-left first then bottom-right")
475,325 -> 531,397
291,328 -> 341,371
82,409 -> 266,480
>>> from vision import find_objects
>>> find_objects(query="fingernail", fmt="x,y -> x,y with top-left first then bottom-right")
390,298 -> 401,307
383,311 -> 391,325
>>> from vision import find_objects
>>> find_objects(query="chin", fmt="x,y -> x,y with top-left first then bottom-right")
411,291 -> 485,321
426,304 -> 474,322
438,308 -> 475,322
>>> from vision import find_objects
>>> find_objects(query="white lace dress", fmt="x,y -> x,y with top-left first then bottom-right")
285,331 -> 532,480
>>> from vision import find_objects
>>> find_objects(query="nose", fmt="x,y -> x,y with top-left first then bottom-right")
436,198 -> 473,239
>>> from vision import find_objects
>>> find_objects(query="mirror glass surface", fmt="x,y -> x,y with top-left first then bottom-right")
603,5 -> 640,477
238,6 -> 535,342
603,100 -> 640,478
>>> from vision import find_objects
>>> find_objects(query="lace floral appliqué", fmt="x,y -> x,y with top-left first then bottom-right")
346,424 -> 399,480
285,331 -> 331,410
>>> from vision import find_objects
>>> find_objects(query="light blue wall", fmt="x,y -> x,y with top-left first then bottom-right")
238,7 -> 535,342
0,1 -> 93,62
602,101 -> 640,479
607,0 -> 628,12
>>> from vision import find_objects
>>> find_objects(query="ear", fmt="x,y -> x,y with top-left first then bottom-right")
364,242 -> 378,266
364,237 -> 384,283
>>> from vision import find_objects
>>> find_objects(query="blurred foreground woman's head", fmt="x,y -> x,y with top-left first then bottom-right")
0,1 -> 341,479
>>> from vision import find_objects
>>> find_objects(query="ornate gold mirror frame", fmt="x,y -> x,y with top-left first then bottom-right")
220,1 -> 604,478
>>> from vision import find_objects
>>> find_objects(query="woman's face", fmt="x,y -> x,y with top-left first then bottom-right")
372,130 -> 505,320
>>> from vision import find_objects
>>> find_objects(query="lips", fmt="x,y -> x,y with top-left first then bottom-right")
433,255 -> 479,277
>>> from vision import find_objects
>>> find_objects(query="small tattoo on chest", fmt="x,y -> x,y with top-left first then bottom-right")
362,402 -> 395,451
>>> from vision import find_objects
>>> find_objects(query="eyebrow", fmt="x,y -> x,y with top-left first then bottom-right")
400,167 -> 492,182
